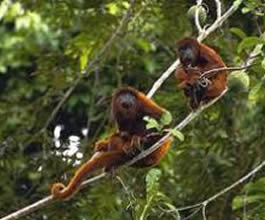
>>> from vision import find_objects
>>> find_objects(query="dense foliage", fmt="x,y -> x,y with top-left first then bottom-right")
0,0 -> 265,219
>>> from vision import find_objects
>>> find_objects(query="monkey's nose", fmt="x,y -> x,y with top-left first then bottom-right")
121,102 -> 130,109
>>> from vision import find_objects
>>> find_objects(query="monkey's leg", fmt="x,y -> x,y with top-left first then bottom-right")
189,83 -> 207,110
205,73 -> 227,98
132,136 -> 173,168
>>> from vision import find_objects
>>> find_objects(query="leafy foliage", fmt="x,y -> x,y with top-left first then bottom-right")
0,0 -> 265,220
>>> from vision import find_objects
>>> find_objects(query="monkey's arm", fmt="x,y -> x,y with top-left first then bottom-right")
51,151 -> 125,200
136,90 -> 167,119
176,68 -> 189,89
205,72 -> 227,97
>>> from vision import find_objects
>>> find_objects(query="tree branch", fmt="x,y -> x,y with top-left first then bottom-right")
195,0 -> 203,33
199,63 -> 256,79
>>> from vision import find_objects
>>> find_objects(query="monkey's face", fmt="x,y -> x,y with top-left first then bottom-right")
178,45 -> 198,67
177,37 -> 200,68
113,92 -> 139,121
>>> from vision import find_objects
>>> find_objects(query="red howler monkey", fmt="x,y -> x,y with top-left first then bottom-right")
175,37 -> 227,110
51,87 -> 172,200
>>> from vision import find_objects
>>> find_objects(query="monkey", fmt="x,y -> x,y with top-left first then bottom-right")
175,37 -> 227,110
51,88 -> 173,200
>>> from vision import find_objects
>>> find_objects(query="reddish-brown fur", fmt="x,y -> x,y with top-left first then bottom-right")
176,37 -> 227,109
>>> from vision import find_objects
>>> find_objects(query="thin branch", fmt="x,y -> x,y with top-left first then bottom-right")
214,0 -> 222,19
0,173 -> 106,220
202,203 -> 207,220
43,77 -> 82,130
182,207 -> 201,220
147,59 -> 180,98
199,63 -> 255,79
147,0 -> 243,98
195,0 -> 203,33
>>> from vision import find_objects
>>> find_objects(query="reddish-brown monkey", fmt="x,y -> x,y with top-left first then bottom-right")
51,88 -> 172,200
175,37 -> 227,109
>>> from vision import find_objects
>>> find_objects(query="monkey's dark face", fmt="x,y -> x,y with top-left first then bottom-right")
113,91 -> 139,121
178,45 -> 198,67
177,37 -> 200,68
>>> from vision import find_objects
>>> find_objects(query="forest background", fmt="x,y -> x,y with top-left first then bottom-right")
0,0 -> 265,219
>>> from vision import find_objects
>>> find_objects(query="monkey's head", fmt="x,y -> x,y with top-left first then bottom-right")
112,87 -> 140,123
177,37 -> 200,67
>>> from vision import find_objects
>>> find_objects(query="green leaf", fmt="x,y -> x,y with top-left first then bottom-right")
136,38 -> 155,53
262,58 -> 265,70
232,178 -> 265,210
144,116 -> 160,130
238,37 -> 264,53
230,27 -> 247,39
169,129 -> 184,142
228,70 -> 250,91
248,78 -> 265,105
146,169 -> 162,200
143,57 -> 157,74
106,3 -> 119,15
80,48 -> 89,71
160,111 -> 172,126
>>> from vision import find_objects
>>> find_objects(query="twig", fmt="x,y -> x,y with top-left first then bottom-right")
147,0 -> 243,98
214,0 -> 222,19
182,207 -> 201,220
147,59 -> 180,98
195,0 -> 203,33
202,203 -> 207,220
43,77 -> 82,130
199,63 -> 255,79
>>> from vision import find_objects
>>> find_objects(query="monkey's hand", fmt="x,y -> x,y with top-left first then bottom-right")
120,133 -> 142,156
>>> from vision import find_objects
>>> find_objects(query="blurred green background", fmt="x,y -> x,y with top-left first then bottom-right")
0,0 -> 265,219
